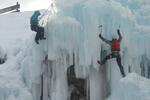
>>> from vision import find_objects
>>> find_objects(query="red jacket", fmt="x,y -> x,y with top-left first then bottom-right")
111,39 -> 120,51
99,30 -> 122,51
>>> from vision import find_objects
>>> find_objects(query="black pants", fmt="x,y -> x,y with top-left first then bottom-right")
101,52 -> 125,77
35,26 -> 46,44
31,25 -> 46,44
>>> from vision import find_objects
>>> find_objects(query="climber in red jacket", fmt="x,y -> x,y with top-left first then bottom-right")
97,29 -> 125,77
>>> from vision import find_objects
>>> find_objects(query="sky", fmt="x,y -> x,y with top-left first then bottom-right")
0,0 -> 51,11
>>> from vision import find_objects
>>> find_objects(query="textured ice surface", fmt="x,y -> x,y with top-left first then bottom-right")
107,73 -> 150,100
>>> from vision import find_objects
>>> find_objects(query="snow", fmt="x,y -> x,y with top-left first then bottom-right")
0,12 -> 32,47
0,10 -> 50,100
107,73 -> 150,100
0,11 -> 34,100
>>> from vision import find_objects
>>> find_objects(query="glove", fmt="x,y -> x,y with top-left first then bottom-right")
99,34 -> 102,38
117,29 -> 120,34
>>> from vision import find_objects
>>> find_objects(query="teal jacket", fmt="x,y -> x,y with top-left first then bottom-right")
30,11 -> 41,26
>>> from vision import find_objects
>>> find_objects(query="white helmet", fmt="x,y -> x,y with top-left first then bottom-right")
112,34 -> 118,39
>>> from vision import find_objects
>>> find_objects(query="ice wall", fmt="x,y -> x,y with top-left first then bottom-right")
0,11 -> 38,100
12,0 -> 150,100
21,35 -> 48,100
47,0 -> 140,100
49,0 -> 135,69
6,0 -> 150,100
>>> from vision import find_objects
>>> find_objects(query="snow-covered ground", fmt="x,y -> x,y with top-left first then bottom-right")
107,73 -> 150,100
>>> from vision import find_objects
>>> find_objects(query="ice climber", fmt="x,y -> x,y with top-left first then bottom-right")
97,29 -> 126,77
30,10 -> 46,44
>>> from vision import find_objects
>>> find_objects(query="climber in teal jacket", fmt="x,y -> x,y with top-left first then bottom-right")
30,10 -> 46,44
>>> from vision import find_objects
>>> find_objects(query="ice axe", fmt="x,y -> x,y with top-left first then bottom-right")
118,25 -> 121,30
98,25 -> 103,34
118,25 -> 121,33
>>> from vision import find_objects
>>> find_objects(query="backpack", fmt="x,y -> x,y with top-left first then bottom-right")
30,11 -> 40,26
